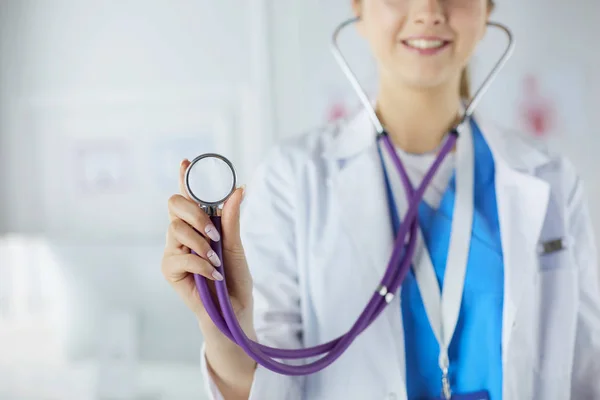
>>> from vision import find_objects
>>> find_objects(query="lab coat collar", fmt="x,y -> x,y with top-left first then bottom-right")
322,107 -> 551,173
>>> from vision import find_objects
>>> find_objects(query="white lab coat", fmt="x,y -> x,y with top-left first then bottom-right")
200,109 -> 600,400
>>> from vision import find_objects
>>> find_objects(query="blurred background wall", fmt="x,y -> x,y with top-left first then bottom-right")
1,0 -> 599,399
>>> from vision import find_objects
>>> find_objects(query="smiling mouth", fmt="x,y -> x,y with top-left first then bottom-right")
401,38 -> 451,53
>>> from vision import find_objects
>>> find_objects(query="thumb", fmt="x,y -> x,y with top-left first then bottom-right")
221,186 -> 245,253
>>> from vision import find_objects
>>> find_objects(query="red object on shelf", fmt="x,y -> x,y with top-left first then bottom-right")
520,74 -> 555,137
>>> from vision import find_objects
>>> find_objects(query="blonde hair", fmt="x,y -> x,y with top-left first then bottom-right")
460,68 -> 472,100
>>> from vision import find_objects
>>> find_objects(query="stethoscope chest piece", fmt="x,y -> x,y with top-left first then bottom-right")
184,153 -> 237,216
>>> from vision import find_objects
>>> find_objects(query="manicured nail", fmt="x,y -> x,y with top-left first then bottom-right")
238,185 -> 246,203
212,270 -> 224,281
207,250 -> 221,267
205,225 -> 221,242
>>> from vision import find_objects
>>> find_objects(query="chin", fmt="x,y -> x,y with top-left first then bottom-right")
380,61 -> 460,94
398,74 -> 454,94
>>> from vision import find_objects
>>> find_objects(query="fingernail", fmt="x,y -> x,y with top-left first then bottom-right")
180,159 -> 187,167
207,250 -> 222,267
212,269 -> 224,281
205,225 -> 221,242
240,185 -> 246,201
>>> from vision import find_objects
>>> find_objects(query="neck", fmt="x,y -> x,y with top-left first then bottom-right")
375,79 -> 463,154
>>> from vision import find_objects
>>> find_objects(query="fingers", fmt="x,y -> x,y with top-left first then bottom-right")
162,253 -> 224,282
163,158 -> 227,284
221,186 -> 245,252
179,159 -> 191,199
166,219 -> 222,267
168,194 -> 221,242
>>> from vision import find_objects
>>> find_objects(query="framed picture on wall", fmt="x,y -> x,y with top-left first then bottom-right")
29,90 -> 244,242
71,139 -> 132,196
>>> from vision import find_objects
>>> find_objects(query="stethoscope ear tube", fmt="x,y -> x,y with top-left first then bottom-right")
331,19 -> 515,132
462,21 -> 515,122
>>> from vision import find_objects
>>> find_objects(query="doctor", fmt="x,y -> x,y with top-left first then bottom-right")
161,0 -> 600,399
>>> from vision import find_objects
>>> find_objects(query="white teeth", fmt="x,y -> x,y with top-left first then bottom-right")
405,39 -> 444,49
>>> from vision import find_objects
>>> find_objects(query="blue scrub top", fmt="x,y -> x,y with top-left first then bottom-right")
382,119 -> 504,399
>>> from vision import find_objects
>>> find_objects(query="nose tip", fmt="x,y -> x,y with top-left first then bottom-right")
413,1 -> 446,26
415,14 -> 445,25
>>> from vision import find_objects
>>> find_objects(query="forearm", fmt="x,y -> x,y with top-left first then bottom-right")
203,323 -> 258,399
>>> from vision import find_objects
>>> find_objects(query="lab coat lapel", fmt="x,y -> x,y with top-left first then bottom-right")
496,165 -> 550,362
332,146 -> 394,282
476,117 -> 551,363
324,110 -> 406,390
325,111 -> 396,286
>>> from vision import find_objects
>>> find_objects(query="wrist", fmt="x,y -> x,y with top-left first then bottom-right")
204,327 -> 258,394
199,312 -> 256,339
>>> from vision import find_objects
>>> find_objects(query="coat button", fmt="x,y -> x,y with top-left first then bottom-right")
386,393 -> 397,400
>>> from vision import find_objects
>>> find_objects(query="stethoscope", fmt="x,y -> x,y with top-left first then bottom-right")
184,17 -> 515,381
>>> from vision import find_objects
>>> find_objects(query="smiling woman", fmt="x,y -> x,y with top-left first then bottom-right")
158,1 -> 600,399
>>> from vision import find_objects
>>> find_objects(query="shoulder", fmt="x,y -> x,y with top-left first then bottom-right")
478,116 -> 581,204
254,118 -> 346,181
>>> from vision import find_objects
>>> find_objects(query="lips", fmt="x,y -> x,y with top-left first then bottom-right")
401,37 -> 451,55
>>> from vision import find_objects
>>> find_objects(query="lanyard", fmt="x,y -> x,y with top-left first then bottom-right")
378,122 -> 474,400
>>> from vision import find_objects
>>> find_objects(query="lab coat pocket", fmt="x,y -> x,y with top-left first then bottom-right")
534,245 -> 578,377
537,238 -> 572,271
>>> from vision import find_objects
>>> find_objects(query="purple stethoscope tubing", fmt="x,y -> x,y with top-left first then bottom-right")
190,18 -> 515,375
192,133 -> 455,376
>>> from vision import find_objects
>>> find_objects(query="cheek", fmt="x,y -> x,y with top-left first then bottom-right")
363,2 -> 407,53
450,9 -> 487,55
